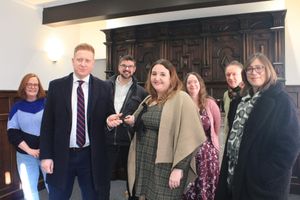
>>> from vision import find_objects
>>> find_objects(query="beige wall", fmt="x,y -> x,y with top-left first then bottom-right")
285,0 -> 300,85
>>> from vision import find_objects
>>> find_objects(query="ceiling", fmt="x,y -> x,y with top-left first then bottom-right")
16,0 -> 273,26
16,0 -> 87,8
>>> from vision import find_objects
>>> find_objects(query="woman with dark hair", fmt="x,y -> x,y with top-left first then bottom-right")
107,59 -> 206,200
7,73 -> 47,200
183,72 -> 221,200
215,52 -> 300,200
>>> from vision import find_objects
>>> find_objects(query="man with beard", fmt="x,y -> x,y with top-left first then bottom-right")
106,55 -> 147,200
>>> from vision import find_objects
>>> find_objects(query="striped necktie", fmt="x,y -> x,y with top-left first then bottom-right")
76,80 -> 86,147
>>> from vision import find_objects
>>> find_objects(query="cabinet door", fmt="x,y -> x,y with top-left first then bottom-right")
209,33 -> 243,82
168,38 -> 204,80
247,30 -> 274,61
247,30 -> 285,80
135,41 -> 161,84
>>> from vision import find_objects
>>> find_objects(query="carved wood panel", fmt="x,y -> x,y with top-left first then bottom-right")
286,85 -> 300,194
0,92 -> 23,199
168,39 -> 204,80
135,41 -> 161,83
209,33 -> 243,82
102,10 -> 287,100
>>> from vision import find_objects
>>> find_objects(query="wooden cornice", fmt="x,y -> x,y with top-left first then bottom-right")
42,0 -> 271,26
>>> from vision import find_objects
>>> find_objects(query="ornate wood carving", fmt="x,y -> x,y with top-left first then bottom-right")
102,10 -> 287,101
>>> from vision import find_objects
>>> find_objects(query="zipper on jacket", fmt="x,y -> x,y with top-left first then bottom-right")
127,130 -> 132,141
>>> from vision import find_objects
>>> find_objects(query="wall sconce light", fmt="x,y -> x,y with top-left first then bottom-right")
45,37 -> 64,63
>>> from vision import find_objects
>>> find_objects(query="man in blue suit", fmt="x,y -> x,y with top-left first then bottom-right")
40,43 -> 114,200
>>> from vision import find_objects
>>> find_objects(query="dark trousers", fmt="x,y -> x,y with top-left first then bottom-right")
106,144 -> 136,199
48,147 -> 100,200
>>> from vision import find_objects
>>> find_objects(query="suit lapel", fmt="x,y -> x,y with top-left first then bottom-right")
63,74 -> 73,118
87,75 -> 99,123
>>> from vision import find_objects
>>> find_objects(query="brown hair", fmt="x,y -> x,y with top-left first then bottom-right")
118,55 -> 136,66
74,43 -> 95,56
242,52 -> 277,95
183,72 -> 210,111
145,59 -> 182,104
18,73 -> 46,100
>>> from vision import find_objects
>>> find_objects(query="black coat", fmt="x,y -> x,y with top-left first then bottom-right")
105,75 -> 147,146
40,73 -> 114,192
215,82 -> 300,200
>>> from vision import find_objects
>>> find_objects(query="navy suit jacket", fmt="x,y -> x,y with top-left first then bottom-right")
40,73 -> 114,193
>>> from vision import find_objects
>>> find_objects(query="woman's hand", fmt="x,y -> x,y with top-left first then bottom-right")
28,148 -> 40,158
123,115 -> 135,126
169,168 -> 183,189
18,141 -> 39,158
106,113 -> 123,128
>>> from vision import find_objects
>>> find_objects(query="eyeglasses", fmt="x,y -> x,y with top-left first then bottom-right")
26,83 -> 39,88
119,64 -> 134,69
246,65 -> 265,74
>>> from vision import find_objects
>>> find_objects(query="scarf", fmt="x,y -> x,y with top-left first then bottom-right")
226,91 -> 261,188
228,86 -> 241,100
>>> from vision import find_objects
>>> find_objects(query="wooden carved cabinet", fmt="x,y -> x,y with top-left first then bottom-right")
102,10 -> 286,101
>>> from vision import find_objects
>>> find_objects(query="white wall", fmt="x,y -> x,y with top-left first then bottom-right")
1,1 -> 79,89
285,0 -> 300,85
1,0 -> 299,90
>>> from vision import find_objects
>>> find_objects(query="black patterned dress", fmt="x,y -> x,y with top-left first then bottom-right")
183,109 -> 219,200
135,104 -> 191,200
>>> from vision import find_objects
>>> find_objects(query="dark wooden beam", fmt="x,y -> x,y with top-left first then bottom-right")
42,0 -> 271,26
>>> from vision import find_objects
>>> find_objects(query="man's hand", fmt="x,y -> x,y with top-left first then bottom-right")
107,113 -> 123,128
123,115 -> 135,126
41,159 -> 54,174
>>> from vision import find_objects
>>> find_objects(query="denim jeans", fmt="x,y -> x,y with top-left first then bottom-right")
16,152 -> 47,200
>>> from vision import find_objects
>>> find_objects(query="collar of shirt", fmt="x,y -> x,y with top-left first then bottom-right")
116,75 -> 133,87
73,73 -> 90,85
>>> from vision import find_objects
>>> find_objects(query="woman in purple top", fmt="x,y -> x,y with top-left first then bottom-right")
7,73 -> 47,200
183,72 -> 221,200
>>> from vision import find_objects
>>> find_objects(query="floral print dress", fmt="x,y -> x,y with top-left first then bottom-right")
183,109 -> 219,200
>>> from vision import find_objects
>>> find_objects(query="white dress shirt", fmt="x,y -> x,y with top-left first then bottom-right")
69,74 -> 90,148
114,76 -> 133,113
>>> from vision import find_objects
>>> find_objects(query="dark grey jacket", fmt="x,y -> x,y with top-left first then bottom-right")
106,75 -> 147,146
215,82 -> 300,200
